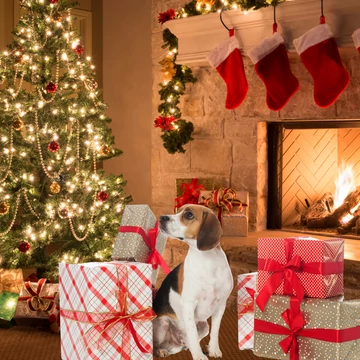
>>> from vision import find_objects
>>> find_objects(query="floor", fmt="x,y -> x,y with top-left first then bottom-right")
220,229 -> 360,261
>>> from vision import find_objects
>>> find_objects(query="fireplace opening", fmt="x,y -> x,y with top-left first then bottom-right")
267,121 -> 360,239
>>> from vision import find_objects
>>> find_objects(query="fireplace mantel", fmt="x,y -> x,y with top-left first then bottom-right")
165,0 -> 360,67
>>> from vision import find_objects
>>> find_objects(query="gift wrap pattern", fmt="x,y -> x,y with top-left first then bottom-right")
257,237 -> 344,299
238,272 -> 257,350
60,261 -> 154,360
112,205 -> 167,285
15,280 -> 58,321
253,294 -> 360,359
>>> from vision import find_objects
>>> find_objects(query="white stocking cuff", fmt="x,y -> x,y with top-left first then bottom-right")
207,36 -> 240,68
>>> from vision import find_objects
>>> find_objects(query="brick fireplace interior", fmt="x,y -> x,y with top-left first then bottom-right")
267,121 -> 360,238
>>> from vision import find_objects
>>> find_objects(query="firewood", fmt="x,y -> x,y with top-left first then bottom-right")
307,187 -> 360,229
301,192 -> 333,226
337,215 -> 360,234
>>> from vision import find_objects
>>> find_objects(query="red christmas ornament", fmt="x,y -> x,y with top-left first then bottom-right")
158,9 -> 176,24
18,241 -> 31,253
97,191 -> 108,202
154,115 -> 176,131
46,82 -> 57,94
49,0 -> 59,4
48,140 -> 60,152
74,44 -> 84,56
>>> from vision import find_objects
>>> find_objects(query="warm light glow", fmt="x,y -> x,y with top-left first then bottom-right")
334,163 -> 356,210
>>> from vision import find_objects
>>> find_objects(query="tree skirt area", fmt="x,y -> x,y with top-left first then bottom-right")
0,309 -> 269,360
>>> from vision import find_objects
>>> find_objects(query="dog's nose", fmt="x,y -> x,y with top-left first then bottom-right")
160,215 -> 170,222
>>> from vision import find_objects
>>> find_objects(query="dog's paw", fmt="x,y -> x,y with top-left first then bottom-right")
193,354 -> 208,360
154,349 -> 169,357
206,345 -> 222,358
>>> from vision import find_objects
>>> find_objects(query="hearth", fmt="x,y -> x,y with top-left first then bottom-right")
267,121 -> 360,239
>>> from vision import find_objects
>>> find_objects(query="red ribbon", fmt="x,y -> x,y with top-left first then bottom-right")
238,287 -> 256,316
61,266 -> 156,358
254,299 -> 360,360
174,178 -> 205,212
18,278 -> 55,312
119,223 -> 171,275
256,238 -> 343,312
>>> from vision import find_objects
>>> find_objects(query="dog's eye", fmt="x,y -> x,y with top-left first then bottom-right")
184,211 -> 194,220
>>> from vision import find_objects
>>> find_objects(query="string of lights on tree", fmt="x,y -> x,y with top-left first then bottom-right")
156,0 -> 285,154
0,0 -> 131,279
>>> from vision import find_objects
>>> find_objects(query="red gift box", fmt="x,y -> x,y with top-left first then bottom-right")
257,237 -> 344,311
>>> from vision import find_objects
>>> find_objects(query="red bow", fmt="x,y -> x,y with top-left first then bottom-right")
238,287 -> 255,316
18,278 -> 55,312
119,222 -> 171,275
61,266 -> 156,358
174,178 -> 205,212
254,299 -> 360,360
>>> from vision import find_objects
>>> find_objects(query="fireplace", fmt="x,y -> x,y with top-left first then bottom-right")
267,120 -> 360,238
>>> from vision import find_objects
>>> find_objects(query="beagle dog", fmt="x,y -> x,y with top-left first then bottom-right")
153,205 -> 233,359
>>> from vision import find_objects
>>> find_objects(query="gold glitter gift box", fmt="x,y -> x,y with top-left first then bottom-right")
112,205 -> 168,285
253,294 -> 360,359
199,189 -> 249,236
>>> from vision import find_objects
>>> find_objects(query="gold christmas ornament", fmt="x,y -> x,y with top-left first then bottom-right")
0,202 -> 9,215
85,79 -> 98,91
99,144 -> 110,156
58,207 -> 69,219
50,182 -> 61,194
12,118 -> 24,131
52,12 -> 62,22
196,0 -> 216,7
159,57 -> 176,82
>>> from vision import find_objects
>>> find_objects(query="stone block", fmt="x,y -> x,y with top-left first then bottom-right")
191,139 -> 232,175
180,94 -> 204,117
224,117 -> 258,139
233,141 -> 257,164
151,31 -> 166,65
160,146 -> 191,173
231,163 -> 258,197
152,149 -> 162,185
192,116 -> 224,138
152,187 -> 175,207
336,80 -> 360,118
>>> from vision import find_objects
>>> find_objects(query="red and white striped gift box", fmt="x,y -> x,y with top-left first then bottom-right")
59,261 -> 154,360
238,272 -> 257,350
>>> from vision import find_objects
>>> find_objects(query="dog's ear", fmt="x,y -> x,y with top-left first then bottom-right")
197,211 -> 222,251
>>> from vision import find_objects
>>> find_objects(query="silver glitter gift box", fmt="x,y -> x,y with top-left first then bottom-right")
112,205 -> 168,285
253,294 -> 360,359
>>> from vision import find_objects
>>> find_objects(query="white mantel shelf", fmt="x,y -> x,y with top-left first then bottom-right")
165,0 -> 360,67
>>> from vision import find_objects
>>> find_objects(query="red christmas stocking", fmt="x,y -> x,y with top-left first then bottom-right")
207,29 -> 248,110
248,27 -> 299,111
353,28 -> 360,54
293,17 -> 350,108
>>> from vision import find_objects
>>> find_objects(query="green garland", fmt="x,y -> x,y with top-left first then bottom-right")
156,0 -> 285,154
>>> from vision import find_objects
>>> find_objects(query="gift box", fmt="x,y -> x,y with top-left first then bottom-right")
238,272 -> 257,350
59,261 -> 155,360
112,205 -> 169,285
0,269 -> 23,324
199,188 -> 249,236
256,237 -> 344,311
253,294 -> 360,359
14,278 -> 58,327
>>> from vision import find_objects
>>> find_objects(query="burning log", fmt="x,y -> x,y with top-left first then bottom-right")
307,186 -> 360,229
300,192 -> 333,226
337,215 -> 360,234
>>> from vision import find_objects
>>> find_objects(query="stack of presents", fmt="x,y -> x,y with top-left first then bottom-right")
238,236 -> 360,359
1,178 -> 359,359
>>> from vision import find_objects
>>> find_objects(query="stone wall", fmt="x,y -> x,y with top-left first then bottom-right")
151,1 -> 360,230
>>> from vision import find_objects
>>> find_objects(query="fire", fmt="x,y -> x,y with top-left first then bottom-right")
334,163 -> 359,224
334,163 -> 356,210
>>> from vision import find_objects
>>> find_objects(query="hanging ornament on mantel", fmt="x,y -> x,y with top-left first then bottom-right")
12,117 -> 24,131
0,202 -> 9,215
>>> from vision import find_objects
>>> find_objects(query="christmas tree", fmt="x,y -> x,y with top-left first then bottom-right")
0,0 -> 131,280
